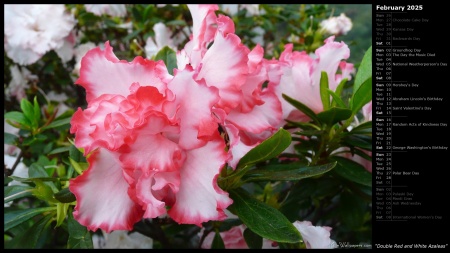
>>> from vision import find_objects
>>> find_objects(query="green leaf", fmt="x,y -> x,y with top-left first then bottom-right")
229,188 -> 302,243
4,111 -> 31,128
343,134 -> 372,151
20,98 -> 35,127
331,156 -> 372,187
4,207 -> 56,232
244,228 -> 263,249
4,132 -> 18,145
218,219 -> 243,232
154,46 -> 177,75
67,211 -> 93,249
282,94 -> 320,124
327,88 -> 346,108
48,146 -> 71,155
4,214 -> 53,249
237,128 -> 291,170
56,202 -> 70,227
4,185 -> 34,203
33,96 -> 41,126
349,121 -> 372,135
339,192 -> 366,229
353,46 -> 372,94
54,187 -> 76,203
242,162 -> 336,182
319,71 -> 330,111
41,117 -> 72,131
211,231 -> 225,249
351,78 -> 372,114
316,107 -> 352,126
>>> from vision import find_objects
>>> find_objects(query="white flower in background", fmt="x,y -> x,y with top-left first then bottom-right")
4,154 -> 28,186
250,26 -> 265,46
320,13 -> 353,36
145,22 -> 188,59
221,4 -> 260,16
293,221 -> 337,249
55,31 -> 77,64
5,65 -> 38,102
46,91 -> 70,118
85,4 -> 127,17
4,4 -> 76,65
72,42 -> 97,77
93,230 -> 153,249
156,4 -> 179,8
4,120 -> 20,156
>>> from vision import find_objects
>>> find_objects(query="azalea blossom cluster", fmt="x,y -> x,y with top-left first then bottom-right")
69,4 -> 356,234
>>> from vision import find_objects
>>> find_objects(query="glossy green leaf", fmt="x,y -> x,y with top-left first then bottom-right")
229,188 -> 302,243
282,94 -> 320,124
353,46 -> 372,94
56,202 -> 70,227
327,88 -> 347,108
243,162 -> 336,182
211,231 -> 225,249
349,121 -> 372,135
48,146 -> 71,155
4,206 -> 56,232
317,107 -> 352,126
4,111 -> 30,128
351,77 -> 372,114
244,228 -> 263,249
54,187 -> 76,203
67,211 -> 93,249
154,46 -> 177,75
41,117 -> 72,131
319,71 -> 330,111
320,71 -> 330,111
343,134 -> 372,151
339,192 -> 367,229
237,128 -> 291,170
4,185 -> 33,203
331,156 -> 372,187
20,98 -> 35,127
33,96 -> 41,126
4,214 -> 53,249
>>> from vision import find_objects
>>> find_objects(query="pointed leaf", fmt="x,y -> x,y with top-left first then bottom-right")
41,117 -> 72,130
243,162 -> 336,182
4,185 -> 34,203
327,88 -> 346,108
4,111 -> 31,128
33,96 -> 41,126
319,71 -> 330,110
331,156 -> 372,187
154,46 -> 177,75
349,121 -> 372,135
229,188 -> 302,243
4,207 -> 56,232
244,228 -> 263,249
211,230 -> 225,249
353,46 -> 372,94
237,128 -> 291,170
20,98 -> 35,126
282,94 -> 320,124
54,187 -> 76,203
351,78 -> 372,114
4,214 -> 53,249
317,107 -> 352,126
343,134 -> 372,151
67,211 -> 93,249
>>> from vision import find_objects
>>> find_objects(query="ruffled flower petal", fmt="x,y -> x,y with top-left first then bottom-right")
69,149 -> 143,233
168,133 -> 232,226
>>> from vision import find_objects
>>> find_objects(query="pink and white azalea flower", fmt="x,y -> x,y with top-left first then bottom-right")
4,4 -> 76,65
292,221 -> 336,249
85,4 -> 127,17
273,36 -> 353,122
179,5 -> 284,169
70,41 -> 232,232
